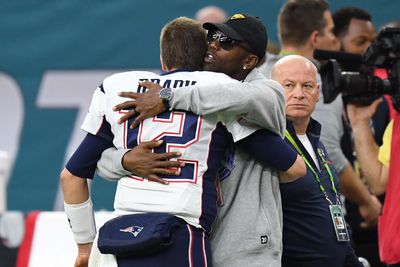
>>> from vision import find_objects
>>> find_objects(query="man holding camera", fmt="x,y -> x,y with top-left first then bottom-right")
347,99 -> 400,267
323,15 -> 400,265
332,7 -> 390,267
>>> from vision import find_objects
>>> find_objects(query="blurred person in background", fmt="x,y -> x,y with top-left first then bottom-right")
333,7 -> 376,55
347,99 -> 400,266
257,0 -> 382,230
375,20 -> 400,120
194,5 -> 227,24
345,17 -> 400,267
258,0 -> 339,76
333,7 -> 389,267
272,54 -> 363,267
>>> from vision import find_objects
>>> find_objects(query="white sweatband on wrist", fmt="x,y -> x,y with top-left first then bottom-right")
64,198 -> 96,244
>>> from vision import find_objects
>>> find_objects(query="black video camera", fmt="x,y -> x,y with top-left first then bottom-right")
314,27 -> 400,111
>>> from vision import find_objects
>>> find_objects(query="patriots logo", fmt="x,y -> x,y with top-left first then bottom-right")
119,226 -> 144,237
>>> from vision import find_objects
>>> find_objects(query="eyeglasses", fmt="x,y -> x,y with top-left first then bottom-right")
207,31 -> 251,52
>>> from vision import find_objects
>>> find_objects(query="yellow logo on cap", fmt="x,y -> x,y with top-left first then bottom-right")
230,14 -> 246,20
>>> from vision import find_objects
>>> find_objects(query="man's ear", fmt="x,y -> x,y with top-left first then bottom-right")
316,83 -> 321,102
243,54 -> 259,70
309,30 -> 320,47
160,55 -> 167,72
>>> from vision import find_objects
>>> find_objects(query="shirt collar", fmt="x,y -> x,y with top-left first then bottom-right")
286,117 -> 322,144
160,68 -> 193,76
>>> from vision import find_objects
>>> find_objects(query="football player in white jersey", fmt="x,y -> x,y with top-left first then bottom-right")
62,16 -> 305,267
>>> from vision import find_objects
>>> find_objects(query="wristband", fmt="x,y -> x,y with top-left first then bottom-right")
64,198 -> 96,244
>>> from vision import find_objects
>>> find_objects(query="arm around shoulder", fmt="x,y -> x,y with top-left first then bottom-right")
96,147 -> 132,181
237,129 -> 306,180
171,74 -> 285,136
279,154 -> 306,183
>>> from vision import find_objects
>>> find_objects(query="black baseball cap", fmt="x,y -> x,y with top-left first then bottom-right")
203,13 -> 268,59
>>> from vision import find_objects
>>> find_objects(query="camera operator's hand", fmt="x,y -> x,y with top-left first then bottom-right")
359,194 -> 381,228
346,98 -> 383,128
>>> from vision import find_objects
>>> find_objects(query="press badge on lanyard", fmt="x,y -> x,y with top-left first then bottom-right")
285,130 -> 350,242
329,204 -> 349,242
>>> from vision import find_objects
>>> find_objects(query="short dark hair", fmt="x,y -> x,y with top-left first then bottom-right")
278,0 -> 329,46
333,7 -> 372,37
160,17 -> 207,71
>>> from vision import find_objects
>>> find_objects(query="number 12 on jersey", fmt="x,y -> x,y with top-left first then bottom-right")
126,111 -> 202,183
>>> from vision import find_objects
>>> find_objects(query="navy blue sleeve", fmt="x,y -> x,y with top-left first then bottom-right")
237,129 -> 298,171
66,117 -> 115,179
66,133 -> 114,179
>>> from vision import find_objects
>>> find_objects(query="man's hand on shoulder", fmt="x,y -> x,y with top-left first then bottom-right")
359,194 -> 382,228
113,81 -> 166,129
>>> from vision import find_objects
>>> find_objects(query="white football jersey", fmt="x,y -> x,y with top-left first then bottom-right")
82,70 -> 255,232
